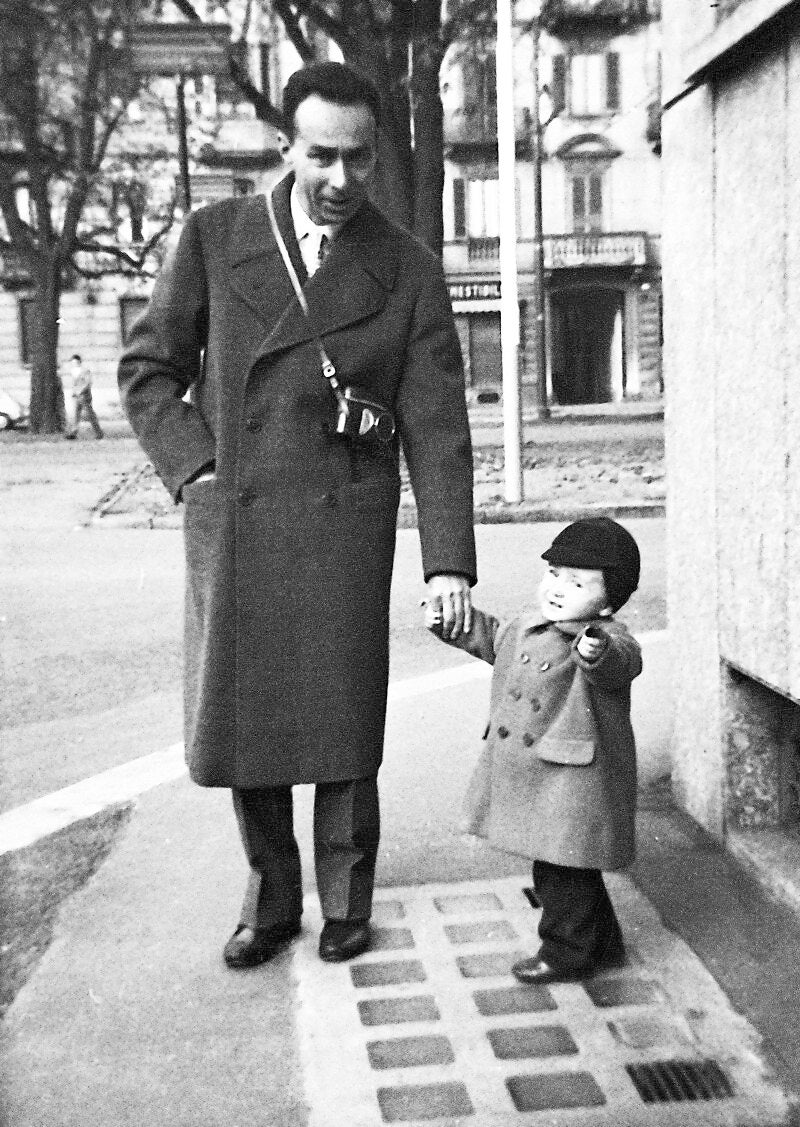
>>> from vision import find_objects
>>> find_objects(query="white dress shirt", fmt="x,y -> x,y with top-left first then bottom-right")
290,186 -> 340,278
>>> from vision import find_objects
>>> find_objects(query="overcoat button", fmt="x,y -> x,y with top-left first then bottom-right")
531,698 -> 541,712
522,733 -> 535,747
509,687 -> 522,701
540,661 -> 550,671
520,653 -> 530,664
245,416 -> 262,432
238,489 -> 255,506
497,725 -> 510,739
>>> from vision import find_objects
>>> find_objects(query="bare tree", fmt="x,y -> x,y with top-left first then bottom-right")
0,0 -> 170,433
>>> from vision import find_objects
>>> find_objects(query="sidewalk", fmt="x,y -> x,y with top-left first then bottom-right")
1,636 -> 798,1126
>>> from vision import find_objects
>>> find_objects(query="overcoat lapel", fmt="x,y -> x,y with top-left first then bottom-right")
229,175 -> 399,370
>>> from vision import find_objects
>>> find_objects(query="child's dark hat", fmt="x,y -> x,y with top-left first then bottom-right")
542,517 -> 640,611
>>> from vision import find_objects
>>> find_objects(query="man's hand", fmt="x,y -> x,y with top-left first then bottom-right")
425,574 -> 472,640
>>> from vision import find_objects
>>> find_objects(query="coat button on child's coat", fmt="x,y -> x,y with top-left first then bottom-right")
497,725 -> 510,738
521,654 -> 530,663
522,732 -> 535,747
530,698 -> 541,711
509,687 -> 522,700
540,661 -> 550,671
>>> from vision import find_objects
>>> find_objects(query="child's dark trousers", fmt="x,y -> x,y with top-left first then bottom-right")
534,859 -> 625,973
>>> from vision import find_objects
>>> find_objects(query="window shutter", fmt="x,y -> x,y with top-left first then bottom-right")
606,52 -> 620,111
589,174 -> 603,215
572,177 -> 586,224
453,178 -> 466,238
551,54 -> 566,112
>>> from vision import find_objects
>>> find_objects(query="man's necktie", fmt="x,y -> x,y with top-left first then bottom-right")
317,233 -> 329,269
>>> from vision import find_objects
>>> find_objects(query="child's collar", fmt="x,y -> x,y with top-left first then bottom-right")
521,611 -> 614,638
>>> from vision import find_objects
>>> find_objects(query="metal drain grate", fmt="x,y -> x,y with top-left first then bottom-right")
626,1059 -> 734,1103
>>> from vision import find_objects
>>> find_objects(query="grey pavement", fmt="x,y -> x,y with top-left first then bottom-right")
3,407 -> 800,1125
1,629 -> 799,1126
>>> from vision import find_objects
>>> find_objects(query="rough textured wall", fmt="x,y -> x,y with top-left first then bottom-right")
663,86 -> 724,834
663,6 -> 800,835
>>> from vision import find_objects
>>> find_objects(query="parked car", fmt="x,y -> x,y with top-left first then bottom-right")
0,389 -> 28,430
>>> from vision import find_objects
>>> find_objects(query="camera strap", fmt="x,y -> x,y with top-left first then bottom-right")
265,181 -> 347,410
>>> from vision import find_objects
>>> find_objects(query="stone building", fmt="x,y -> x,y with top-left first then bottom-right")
663,0 -> 800,905
441,0 -> 663,406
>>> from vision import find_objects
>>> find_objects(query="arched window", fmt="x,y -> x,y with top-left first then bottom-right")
557,135 -> 620,234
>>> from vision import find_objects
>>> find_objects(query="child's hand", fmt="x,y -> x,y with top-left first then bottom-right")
423,595 -> 444,633
577,624 -> 609,662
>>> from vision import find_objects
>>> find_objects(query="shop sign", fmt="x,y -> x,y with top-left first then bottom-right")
448,281 -> 501,302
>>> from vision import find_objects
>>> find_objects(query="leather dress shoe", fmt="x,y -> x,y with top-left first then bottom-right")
318,919 -> 371,963
512,946 -> 627,985
223,922 -> 301,968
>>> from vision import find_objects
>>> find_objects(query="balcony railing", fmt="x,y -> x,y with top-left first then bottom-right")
545,231 -> 647,268
540,0 -> 660,31
461,231 -> 648,269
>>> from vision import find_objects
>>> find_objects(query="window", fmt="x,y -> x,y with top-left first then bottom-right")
468,178 -> 500,237
18,297 -> 37,365
551,52 -> 620,116
119,296 -> 148,345
570,169 -> 604,232
453,178 -> 466,239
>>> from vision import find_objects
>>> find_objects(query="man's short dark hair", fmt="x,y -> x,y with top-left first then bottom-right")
70,353 -> 82,362
281,62 -> 380,140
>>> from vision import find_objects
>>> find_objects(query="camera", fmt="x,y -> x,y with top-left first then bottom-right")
335,385 -> 396,444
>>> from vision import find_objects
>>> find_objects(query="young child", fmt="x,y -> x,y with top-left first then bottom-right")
426,517 -> 642,984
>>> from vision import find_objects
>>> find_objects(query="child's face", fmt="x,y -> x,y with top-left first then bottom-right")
538,564 -> 612,622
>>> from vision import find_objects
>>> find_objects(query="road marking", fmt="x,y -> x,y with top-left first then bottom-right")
0,632 -> 667,855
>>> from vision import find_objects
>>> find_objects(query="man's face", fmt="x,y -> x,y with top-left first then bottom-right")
537,564 -> 612,623
282,94 -> 377,226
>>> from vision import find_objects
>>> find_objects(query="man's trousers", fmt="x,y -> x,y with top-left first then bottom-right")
533,859 -> 625,973
232,778 -> 380,930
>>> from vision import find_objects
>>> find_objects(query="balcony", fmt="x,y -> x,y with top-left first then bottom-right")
540,0 -> 659,32
447,231 -> 648,272
545,231 -> 647,268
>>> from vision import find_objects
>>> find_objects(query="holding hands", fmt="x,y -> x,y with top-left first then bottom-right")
424,574 -> 472,640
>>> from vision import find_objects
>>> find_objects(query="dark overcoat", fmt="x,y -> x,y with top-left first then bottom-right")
444,610 -> 641,870
118,176 -> 476,788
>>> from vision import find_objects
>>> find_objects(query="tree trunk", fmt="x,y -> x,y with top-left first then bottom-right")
410,36 -> 446,254
27,258 -> 64,434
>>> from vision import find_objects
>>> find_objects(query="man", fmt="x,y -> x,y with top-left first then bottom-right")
118,62 -> 476,968
64,354 -> 103,439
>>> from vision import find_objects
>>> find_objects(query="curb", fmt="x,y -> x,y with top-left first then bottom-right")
93,500 -> 665,531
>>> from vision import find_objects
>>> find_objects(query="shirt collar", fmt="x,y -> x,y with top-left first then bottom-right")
290,184 -> 340,246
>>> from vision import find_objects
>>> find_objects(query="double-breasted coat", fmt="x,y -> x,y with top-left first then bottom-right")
118,176 -> 477,788
444,609 -> 642,870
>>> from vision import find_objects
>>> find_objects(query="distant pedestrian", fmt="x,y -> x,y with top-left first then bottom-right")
64,354 -> 103,439
425,517 -> 642,983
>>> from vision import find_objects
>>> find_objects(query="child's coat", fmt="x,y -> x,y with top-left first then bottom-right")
447,609 -> 642,870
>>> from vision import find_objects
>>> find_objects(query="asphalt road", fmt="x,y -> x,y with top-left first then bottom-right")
0,418 -> 665,813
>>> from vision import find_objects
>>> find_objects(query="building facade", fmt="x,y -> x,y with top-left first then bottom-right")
663,0 -> 800,902
441,0 -> 662,406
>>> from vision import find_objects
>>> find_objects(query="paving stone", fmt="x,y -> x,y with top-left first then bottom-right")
444,919 -> 517,944
370,927 -> 415,952
608,1013 -> 696,1050
456,950 -> 528,978
488,1025 -> 579,1059
351,960 -> 427,989
433,892 -> 503,914
473,984 -> 557,1015
372,900 -> 406,923
367,1034 -> 455,1070
377,1081 -> 474,1121
506,1070 -> 607,1111
584,977 -> 662,1008
358,995 -> 441,1027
